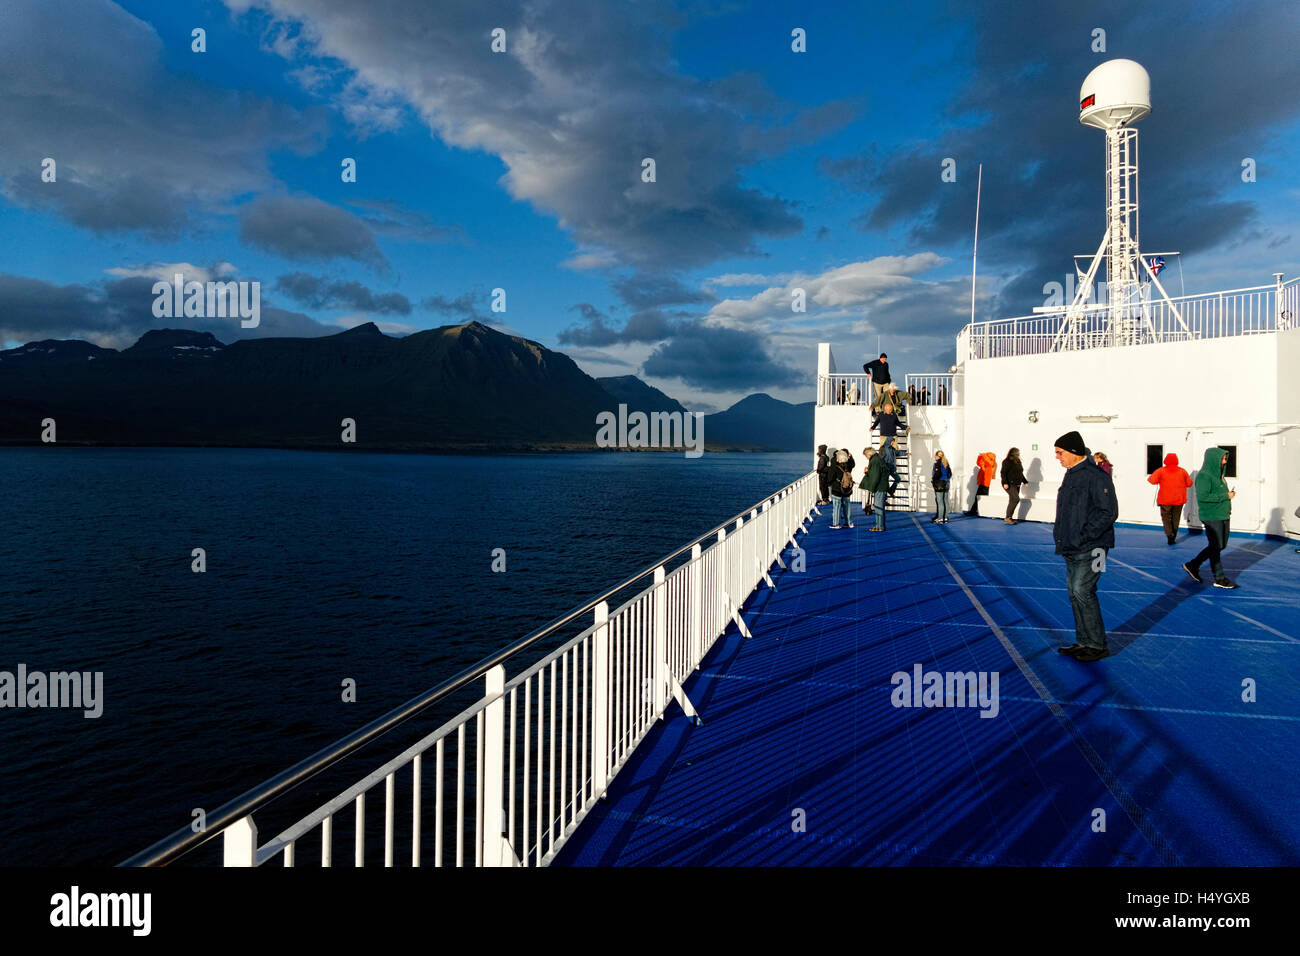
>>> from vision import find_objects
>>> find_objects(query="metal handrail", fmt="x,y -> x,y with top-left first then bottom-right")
120,468 -> 818,866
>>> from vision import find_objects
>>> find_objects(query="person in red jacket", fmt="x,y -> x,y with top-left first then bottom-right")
964,452 -> 997,516
1148,452 -> 1193,545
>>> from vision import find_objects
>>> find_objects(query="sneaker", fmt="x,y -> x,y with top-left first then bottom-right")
829,524 -> 841,530
1070,646 -> 1109,662
1182,561 -> 1201,583
1212,578 -> 1239,589
1003,518 -> 1013,525
847,523 -> 855,529
1057,643 -> 1084,655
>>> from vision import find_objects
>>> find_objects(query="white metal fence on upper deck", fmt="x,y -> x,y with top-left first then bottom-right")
963,277 -> 1300,360
818,373 -> 957,407
185,471 -> 821,869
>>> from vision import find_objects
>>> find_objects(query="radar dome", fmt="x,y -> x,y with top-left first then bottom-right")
1079,59 -> 1150,129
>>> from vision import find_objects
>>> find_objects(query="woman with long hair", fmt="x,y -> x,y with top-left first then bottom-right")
931,450 -> 952,523
1001,447 -> 1026,525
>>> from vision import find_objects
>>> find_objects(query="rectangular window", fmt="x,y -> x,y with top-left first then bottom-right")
1221,445 -> 1237,478
1146,444 -> 1163,474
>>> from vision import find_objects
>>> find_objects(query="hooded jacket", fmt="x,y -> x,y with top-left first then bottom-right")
976,452 -> 997,488
1053,451 -> 1118,555
829,451 -> 856,497
860,452 -> 890,493
1194,446 -> 1232,521
1147,452 -> 1192,506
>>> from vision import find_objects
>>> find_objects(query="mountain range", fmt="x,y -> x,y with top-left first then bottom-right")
0,321 -> 813,452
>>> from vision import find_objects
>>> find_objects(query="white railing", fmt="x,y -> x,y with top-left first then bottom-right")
208,472 -> 820,868
817,373 -> 872,406
902,373 -> 957,407
963,277 -> 1300,360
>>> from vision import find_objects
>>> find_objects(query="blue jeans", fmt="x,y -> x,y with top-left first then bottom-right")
935,491 -> 949,521
873,491 -> 887,529
1063,552 -> 1107,650
832,495 -> 852,526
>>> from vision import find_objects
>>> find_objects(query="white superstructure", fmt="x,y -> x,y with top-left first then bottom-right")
815,60 -> 1300,539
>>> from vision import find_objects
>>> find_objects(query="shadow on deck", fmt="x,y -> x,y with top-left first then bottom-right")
554,505 -> 1300,866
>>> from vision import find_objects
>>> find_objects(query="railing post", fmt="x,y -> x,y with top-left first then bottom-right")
689,543 -> 703,668
763,499 -> 772,573
733,517 -> 743,607
481,664 -> 506,866
714,528 -> 727,638
222,815 -> 258,867
653,566 -> 667,715
591,601 -> 610,798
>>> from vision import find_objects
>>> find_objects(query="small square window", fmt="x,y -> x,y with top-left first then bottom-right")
1221,445 -> 1237,479
1146,444 -> 1163,474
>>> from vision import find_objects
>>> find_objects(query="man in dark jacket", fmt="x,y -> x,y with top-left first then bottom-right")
872,403 -> 905,442
863,353 -> 890,404
816,444 -> 831,505
1052,430 -> 1118,662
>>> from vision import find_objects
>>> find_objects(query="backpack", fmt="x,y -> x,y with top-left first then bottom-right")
840,467 -> 854,492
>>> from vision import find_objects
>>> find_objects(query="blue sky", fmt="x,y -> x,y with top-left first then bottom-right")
1,0 -> 1297,410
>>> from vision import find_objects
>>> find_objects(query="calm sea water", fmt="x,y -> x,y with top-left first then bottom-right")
0,447 -> 807,865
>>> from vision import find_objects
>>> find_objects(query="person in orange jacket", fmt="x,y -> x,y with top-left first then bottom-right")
964,451 -> 997,516
1148,452 -> 1193,545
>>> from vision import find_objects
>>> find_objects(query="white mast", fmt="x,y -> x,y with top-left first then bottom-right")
1053,59 -> 1184,350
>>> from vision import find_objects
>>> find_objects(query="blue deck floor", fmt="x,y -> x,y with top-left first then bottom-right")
555,505 -> 1300,866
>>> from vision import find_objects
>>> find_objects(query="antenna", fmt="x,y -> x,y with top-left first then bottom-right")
970,163 -> 982,327
1052,59 -> 1186,350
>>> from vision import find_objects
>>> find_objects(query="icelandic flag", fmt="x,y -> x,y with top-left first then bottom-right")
1144,256 -> 1166,281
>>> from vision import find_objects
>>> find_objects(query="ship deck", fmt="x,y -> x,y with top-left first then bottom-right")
555,506 -> 1300,866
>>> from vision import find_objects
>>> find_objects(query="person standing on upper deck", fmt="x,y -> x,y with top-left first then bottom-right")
1053,431 -> 1118,662
863,353 -> 890,404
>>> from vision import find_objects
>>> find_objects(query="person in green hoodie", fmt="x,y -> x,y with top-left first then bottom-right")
1182,446 -> 1238,589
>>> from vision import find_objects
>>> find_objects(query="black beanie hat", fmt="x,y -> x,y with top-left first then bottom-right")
1054,431 -> 1087,456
